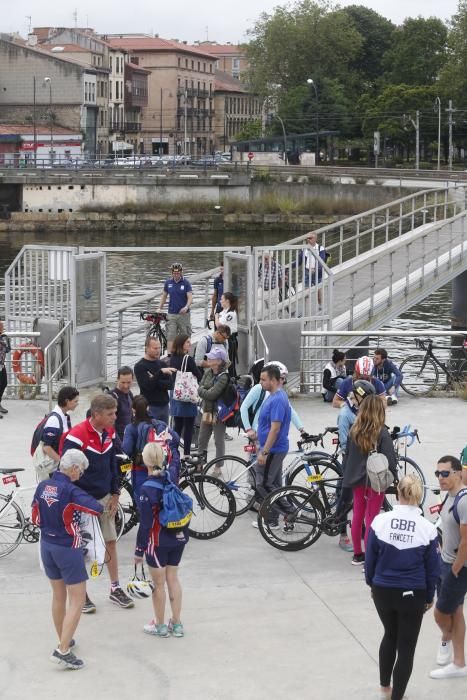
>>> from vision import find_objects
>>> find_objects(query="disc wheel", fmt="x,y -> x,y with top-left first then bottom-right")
204,456 -> 256,516
257,486 -> 325,551
0,495 -> 25,558
179,474 -> 237,540
400,355 -> 439,396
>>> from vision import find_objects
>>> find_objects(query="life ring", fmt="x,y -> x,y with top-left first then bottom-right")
12,344 -> 44,385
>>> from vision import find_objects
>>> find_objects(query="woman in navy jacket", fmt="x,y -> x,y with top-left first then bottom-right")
365,475 -> 440,700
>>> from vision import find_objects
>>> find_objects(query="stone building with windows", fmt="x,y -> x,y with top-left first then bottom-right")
105,36 -> 216,156
214,70 -> 261,151
194,42 -> 249,81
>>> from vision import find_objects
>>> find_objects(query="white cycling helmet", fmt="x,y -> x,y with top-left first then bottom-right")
355,355 -> 374,377
263,360 -> 288,378
127,565 -> 154,599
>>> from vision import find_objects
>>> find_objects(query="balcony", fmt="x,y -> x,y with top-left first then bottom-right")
177,107 -> 215,118
109,122 -> 140,133
177,88 -> 211,99
125,122 -> 140,132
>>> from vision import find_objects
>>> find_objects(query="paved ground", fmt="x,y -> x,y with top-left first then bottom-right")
1,392 -> 466,700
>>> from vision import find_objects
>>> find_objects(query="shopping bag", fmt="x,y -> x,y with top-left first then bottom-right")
173,355 -> 199,404
80,512 -> 106,577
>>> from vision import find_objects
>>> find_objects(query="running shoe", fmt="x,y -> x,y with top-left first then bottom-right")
212,466 -> 223,479
143,621 -> 170,637
338,535 -> 353,552
386,396 -> 393,406
82,594 -> 96,614
0,404 -> 8,414
351,553 -> 365,565
168,619 -> 184,637
251,520 -> 280,530
109,587 -> 134,608
436,640 -> 453,665
50,648 -> 84,670
429,662 -> 467,679
225,433 -> 233,441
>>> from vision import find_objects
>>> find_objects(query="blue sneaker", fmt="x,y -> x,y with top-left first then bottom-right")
168,619 -> 184,637
143,621 -> 170,637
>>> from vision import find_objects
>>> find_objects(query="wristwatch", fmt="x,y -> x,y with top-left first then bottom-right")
262,450 -> 269,456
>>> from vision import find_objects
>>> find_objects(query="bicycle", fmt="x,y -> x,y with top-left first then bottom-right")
203,431 -> 343,517
0,467 -> 125,558
140,311 -> 168,353
383,425 -> 427,508
400,336 -> 467,396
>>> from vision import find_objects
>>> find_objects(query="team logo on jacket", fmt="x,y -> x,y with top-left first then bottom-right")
41,484 -> 59,507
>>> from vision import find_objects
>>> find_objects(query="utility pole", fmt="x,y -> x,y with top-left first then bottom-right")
446,100 -> 455,171
184,88 -> 187,157
434,97 -> 441,170
415,110 -> 419,171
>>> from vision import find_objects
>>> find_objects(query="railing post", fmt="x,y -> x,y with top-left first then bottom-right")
388,251 -> 394,306
339,225 -> 344,265
405,243 -> 410,296
399,202 -> 403,237
349,272 -> 356,329
420,235 -> 426,289
369,261 -> 375,318
371,213 -> 375,249
355,219 -> 360,257
117,311 -> 123,370
385,207 -> 390,243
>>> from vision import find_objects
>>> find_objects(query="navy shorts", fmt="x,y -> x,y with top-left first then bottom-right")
436,560 -> 467,614
146,543 -> 185,569
41,540 -> 88,585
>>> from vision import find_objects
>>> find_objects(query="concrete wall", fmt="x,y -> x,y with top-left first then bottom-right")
22,181 -> 250,212
251,181 -> 404,207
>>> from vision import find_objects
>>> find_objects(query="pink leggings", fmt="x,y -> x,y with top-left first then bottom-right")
351,485 -> 385,555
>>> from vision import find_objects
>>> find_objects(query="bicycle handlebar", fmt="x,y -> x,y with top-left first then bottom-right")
390,425 -> 420,447
140,311 -> 167,323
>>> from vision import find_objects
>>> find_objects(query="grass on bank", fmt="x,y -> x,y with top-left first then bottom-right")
79,193 -> 380,217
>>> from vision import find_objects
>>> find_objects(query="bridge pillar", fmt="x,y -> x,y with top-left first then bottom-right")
452,272 -> 467,330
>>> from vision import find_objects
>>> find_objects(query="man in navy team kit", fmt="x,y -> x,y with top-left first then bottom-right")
158,262 -> 193,353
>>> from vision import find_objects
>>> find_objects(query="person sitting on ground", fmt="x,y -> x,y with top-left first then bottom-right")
157,262 -> 193,354
169,334 -> 202,459
194,324 -> 230,370
321,349 -> 347,402
123,395 -> 181,501
241,361 -> 309,444
38,386 -> 80,479
134,442 -> 189,639
134,336 -> 176,424
333,356 -> 386,452
215,292 -> 238,377
197,346 -> 230,463
106,366 -> 134,444
365,475 -> 440,700
372,348 -> 403,406
32,449 -> 104,670
342,394 -> 397,566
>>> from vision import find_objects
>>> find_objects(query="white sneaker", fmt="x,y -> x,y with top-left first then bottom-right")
430,662 -> 467,679
251,520 -> 279,530
436,640 -> 452,665
391,396 -> 398,404
211,466 -> 223,479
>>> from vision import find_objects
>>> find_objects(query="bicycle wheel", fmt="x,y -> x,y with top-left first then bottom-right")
204,455 -> 256,516
258,486 -> 325,551
454,359 -> 467,391
119,479 -> 139,536
286,458 -> 342,512
0,495 -> 25,558
179,474 -> 236,539
383,456 -> 427,510
114,503 -> 125,542
400,355 -> 439,396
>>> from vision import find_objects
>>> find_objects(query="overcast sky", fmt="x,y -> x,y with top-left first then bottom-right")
4,0 -> 461,43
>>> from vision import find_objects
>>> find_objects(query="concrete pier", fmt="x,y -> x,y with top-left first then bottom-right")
1,392 -> 466,700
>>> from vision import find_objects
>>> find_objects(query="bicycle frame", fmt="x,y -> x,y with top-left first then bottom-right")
416,338 -> 467,382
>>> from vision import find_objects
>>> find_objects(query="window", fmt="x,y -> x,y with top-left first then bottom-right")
116,81 -> 119,100
109,80 -> 112,100
210,63 -> 213,73
203,62 -> 206,72
178,57 -> 181,68
198,61 -> 200,71
191,60 -> 194,69
110,55 -> 113,72
232,58 -> 240,79
185,58 -> 188,68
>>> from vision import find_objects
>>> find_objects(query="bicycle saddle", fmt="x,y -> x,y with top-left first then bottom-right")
0,468 -> 25,474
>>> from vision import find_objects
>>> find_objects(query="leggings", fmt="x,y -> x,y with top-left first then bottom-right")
372,586 -> 426,700
0,366 -> 7,402
351,485 -> 385,554
173,416 -> 195,457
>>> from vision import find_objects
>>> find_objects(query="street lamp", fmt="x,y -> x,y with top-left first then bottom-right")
43,77 -> 53,164
306,78 -> 319,164
434,97 -> 441,171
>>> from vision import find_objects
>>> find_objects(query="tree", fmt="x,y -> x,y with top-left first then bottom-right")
438,1 -> 467,103
340,5 -> 395,89
382,17 -> 448,86
234,118 -> 262,142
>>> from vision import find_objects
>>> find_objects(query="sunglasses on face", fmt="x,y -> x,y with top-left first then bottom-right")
435,470 -> 453,478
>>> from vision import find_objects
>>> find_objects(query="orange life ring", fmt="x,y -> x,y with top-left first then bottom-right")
12,344 -> 44,385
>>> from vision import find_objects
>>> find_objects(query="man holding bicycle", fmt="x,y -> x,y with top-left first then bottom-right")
158,263 -> 193,354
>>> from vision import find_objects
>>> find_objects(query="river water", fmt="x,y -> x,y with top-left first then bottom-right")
0,228 -> 453,373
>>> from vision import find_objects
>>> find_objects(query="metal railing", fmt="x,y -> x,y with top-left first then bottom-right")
43,321 -> 73,409
299,329 -> 467,393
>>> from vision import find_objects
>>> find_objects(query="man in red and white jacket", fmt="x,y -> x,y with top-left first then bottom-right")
62,393 -> 134,613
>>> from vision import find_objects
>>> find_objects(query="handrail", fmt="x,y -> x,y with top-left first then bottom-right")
43,320 -> 72,408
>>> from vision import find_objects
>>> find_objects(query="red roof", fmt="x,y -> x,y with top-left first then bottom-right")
41,43 -> 90,53
194,43 -> 245,56
106,36 -> 215,59
0,123 -> 81,136
215,70 -> 249,94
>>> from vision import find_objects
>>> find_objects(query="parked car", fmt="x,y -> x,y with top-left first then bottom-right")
191,156 -> 222,168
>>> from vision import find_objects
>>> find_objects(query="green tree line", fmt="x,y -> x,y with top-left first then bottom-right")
239,0 -> 467,166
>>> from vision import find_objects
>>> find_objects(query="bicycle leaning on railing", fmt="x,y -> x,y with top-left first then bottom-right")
400,336 -> 467,396
140,311 -> 168,353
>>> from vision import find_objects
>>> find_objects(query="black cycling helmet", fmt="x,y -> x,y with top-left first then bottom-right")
171,262 -> 183,272
352,379 -> 376,402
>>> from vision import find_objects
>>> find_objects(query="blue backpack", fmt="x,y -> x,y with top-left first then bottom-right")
143,474 -> 193,530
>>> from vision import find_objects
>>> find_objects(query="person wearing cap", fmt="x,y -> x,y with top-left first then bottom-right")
196,346 -> 230,462
158,263 -> 193,354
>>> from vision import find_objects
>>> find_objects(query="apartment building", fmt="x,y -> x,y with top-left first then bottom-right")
194,42 -> 249,81
0,36 -> 100,159
214,70 -> 261,150
106,36 -> 216,156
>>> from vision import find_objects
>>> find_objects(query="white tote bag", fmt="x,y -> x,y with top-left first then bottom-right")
80,512 -> 107,576
173,354 -> 199,404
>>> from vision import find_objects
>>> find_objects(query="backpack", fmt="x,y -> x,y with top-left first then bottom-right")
217,374 -> 266,430
217,374 -> 241,427
143,474 -> 193,530
444,488 -> 467,525
30,411 -> 63,456
366,450 -> 394,494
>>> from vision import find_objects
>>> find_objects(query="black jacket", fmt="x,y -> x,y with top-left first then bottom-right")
342,427 -> 397,489
169,353 -> 202,382
134,357 -> 172,407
